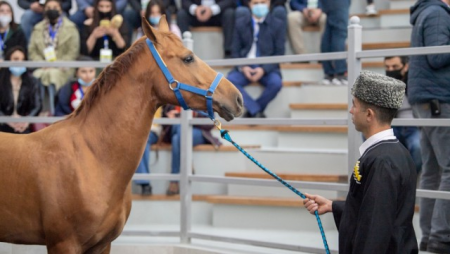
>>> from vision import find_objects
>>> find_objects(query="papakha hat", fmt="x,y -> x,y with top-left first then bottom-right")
351,70 -> 405,109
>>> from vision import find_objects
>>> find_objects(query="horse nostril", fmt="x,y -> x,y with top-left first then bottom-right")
236,95 -> 243,107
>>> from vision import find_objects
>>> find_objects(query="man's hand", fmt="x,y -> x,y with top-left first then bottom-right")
303,193 -> 333,215
196,6 -> 212,22
308,8 -> 322,24
30,2 -> 44,13
85,6 -> 95,18
251,67 -> 264,82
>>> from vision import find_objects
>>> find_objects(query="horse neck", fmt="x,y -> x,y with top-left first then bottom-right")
71,58 -> 162,188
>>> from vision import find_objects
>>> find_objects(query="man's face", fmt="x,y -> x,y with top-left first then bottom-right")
384,57 -> 408,79
349,97 -> 367,132
249,0 -> 269,10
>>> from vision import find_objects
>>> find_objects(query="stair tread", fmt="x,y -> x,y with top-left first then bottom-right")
225,172 -> 348,182
362,41 -> 410,50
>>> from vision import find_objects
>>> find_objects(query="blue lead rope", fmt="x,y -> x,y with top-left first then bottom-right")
219,129 -> 331,254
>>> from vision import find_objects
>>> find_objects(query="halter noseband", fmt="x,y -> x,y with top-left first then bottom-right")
146,38 -> 223,120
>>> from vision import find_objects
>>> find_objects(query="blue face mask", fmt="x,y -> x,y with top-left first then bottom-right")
149,16 -> 161,26
252,3 -> 269,19
78,78 -> 94,87
9,67 -> 27,77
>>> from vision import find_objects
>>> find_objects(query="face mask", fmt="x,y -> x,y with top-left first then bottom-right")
99,11 -> 112,19
78,78 -> 94,87
9,67 -> 27,77
149,16 -> 161,26
252,3 -> 269,19
386,68 -> 404,81
0,15 -> 11,27
45,9 -> 60,21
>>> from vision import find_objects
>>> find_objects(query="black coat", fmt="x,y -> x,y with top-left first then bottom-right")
333,139 -> 418,254
18,0 -> 72,13
2,26 -> 27,56
181,0 -> 235,12
128,0 -> 178,15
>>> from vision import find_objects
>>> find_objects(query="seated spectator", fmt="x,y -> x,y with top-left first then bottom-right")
135,0 -> 181,40
240,0 -> 287,21
384,56 -> 422,174
161,105 -> 221,195
288,0 -> 326,55
124,0 -> 177,37
28,0 -> 80,90
320,0 -> 350,86
54,56 -> 96,116
134,107 -> 162,195
226,0 -> 285,118
19,0 -> 72,43
70,0 -> 127,29
0,1 -> 27,59
80,0 -> 130,61
0,46 -> 41,134
177,0 -> 235,58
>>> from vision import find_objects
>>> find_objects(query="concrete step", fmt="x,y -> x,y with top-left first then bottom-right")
276,126 -> 348,149
289,103 -> 348,119
243,148 -> 348,174
293,84 -> 348,104
361,27 -> 411,43
389,0 -> 415,10
379,9 -> 411,28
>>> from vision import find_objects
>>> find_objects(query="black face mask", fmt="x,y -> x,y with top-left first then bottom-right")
99,11 -> 112,19
45,9 -> 60,22
386,67 -> 404,81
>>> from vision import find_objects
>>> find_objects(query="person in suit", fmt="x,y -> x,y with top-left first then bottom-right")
226,0 -> 285,118
177,0 -> 235,58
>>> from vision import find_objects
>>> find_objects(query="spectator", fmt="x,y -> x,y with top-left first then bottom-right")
29,0 -> 79,92
366,0 -> 377,15
134,107 -> 162,196
287,0 -> 326,55
408,0 -> 450,252
304,71 -> 418,253
319,0 -> 349,86
54,56 -> 96,116
124,0 -> 177,37
226,0 -> 285,118
135,0 -> 181,40
177,0 -> 235,58
70,0 -> 127,29
384,56 -> 422,174
80,0 -> 130,61
161,105 -> 221,195
239,0 -> 287,21
0,1 -> 27,59
19,0 -> 72,43
0,46 -> 41,134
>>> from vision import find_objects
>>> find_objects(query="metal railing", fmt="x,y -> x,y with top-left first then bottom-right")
1,16 -> 450,253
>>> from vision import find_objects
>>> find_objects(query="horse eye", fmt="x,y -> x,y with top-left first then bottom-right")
183,55 -> 194,64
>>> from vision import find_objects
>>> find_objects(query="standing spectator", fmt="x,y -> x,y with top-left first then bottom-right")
304,71 -> 418,253
288,0 -> 326,55
0,1 -> 27,59
408,0 -> 450,252
177,0 -> 235,58
161,105 -> 221,195
28,0 -> 80,90
124,0 -> 177,37
70,0 -> 127,29
366,0 -> 377,15
135,0 -> 181,40
54,56 -> 96,116
226,0 -> 285,118
319,0 -> 350,86
80,0 -> 130,61
0,46 -> 41,134
19,0 -> 72,43
384,56 -> 422,174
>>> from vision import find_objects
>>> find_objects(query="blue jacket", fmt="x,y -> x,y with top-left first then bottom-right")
290,0 -> 323,12
408,0 -> 450,104
231,12 -> 286,75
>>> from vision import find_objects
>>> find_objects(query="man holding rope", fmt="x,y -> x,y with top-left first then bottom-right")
304,71 -> 418,253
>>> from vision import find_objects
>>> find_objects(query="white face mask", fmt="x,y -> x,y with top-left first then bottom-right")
0,15 -> 11,28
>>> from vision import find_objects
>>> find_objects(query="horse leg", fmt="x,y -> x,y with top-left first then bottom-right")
47,240 -> 82,254
84,242 -> 111,254
100,243 -> 111,254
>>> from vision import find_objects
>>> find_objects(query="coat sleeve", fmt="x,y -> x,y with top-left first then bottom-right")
115,0 -> 128,13
261,19 -> 285,74
76,0 -> 92,12
290,0 -> 306,12
26,77 -> 42,117
351,159 -> 400,254
332,200 -> 345,230
423,8 -> 450,69
28,30 -> 44,61
18,0 -> 32,10
61,0 -> 72,12
217,0 -> 236,11
182,0 -> 195,11
129,0 -> 141,11
55,83 -> 74,116
59,27 -> 80,60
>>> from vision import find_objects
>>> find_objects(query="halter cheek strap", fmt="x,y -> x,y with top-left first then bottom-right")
146,38 -> 223,120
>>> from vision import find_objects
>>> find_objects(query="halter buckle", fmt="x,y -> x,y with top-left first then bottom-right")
169,80 -> 180,90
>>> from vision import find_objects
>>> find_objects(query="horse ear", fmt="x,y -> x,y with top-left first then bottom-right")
158,14 -> 170,33
142,16 -> 159,43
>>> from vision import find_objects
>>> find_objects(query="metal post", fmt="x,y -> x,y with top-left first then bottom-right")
180,32 -> 194,244
347,17 -> 363,178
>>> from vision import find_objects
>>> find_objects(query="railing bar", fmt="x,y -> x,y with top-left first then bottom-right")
356,45 -> 450,59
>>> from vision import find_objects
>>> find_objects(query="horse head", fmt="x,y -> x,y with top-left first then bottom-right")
141,16 -> 244,121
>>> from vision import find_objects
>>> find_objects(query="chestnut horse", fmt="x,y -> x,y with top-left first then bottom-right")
0,17 -> 243,253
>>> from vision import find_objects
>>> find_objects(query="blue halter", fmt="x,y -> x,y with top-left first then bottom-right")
146,38 -> 223,120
